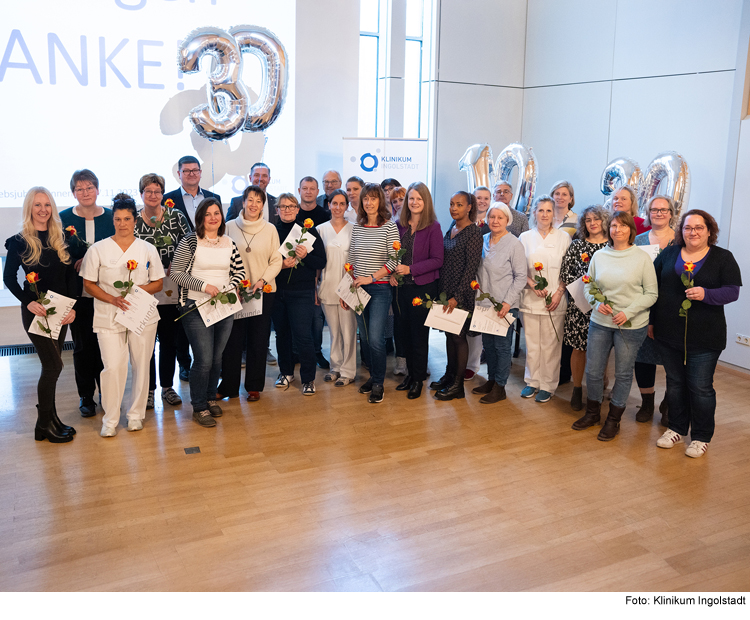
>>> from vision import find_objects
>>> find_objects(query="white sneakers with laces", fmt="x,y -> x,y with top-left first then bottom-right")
685,440 -> 709,458
656,429 -> 682,448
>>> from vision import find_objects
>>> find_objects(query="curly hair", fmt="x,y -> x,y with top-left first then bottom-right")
574,204 -> 610,240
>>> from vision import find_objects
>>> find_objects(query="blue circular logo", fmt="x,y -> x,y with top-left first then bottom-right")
360,153 -> 378,172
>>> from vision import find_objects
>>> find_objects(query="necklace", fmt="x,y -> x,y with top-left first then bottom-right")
239,228 -> 258,253
204,235 -> 220,246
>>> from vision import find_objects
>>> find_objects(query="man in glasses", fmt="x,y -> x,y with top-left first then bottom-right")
316,170 -> 342,211
60,169 -> 116,417
493,182 -> 530,238
162,155 -> 222,230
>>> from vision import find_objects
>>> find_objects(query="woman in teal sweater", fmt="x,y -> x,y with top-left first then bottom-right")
574,211 -> 658,441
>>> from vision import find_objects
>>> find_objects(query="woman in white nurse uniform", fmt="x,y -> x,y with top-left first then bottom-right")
80,194 -> 164,437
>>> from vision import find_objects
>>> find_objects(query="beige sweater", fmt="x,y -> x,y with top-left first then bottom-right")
225,212 -> 282,291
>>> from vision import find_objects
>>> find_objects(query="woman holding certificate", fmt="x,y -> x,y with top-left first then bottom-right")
218,184 -> 282,402
4,187 -> 78,442
171,198 -> 246,427
80,194 -> 165,437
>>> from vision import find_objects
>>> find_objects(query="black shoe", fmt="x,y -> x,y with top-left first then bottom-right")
369,384 -> 384,403
79,396 -> 96,417
50,405 -> 75,435
316,353 -> 330,369
35,406 -> 73,443
407,381 -> 423,399
635,393 -> 655,423
472,380 -> 496,395
479,384 -> 506,404
435,378 -> 465,401
359,378 -> 373,394
396,375 -> 413,391
179,366 -> 190,382
429,373 -> 453,391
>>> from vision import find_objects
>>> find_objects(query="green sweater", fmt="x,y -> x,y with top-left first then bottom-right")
585,244 -> 658,330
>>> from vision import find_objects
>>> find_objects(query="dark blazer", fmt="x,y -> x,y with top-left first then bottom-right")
227,193 -> 278,224
162,187 -> 221,230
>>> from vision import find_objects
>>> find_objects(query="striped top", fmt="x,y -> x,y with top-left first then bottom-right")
347,221 -> 400,281
170,233 -> 246,306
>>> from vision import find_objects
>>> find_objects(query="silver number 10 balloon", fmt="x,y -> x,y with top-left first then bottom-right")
458,144 -> 494,192
495,143 -> 537,214
178,25 -> 289,141
600,157 -> 642,197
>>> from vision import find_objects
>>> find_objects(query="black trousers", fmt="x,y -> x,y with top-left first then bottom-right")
392,288 -> 406,358
22,307 -> 67,413
69,297 -> 103,399
273,289 -> 316,384
175,318 -> 192,371
396,281 -> 437,381
149,304 -> 180,390
218,292 -> 275,396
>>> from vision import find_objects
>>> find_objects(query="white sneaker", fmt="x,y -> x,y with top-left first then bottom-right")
656,429 -> 683,448
127,419 -> 143,432
335,377 -> 354,387
100,426 -> 117,437
274,373 -> 293,388
302,381 -> 316,395
393,357 -> 407,376
685,440 -> 709,458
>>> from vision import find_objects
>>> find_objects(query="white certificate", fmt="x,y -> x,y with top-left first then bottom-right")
567,276 -> 592,315
28,290 -> 77,340
114,286 -> 159,336
196,289 -> 243,327
277,223 -> 315,257
469,305 -> 516,337
236,294 -> 263,320
424,305 -> 469,335
638,244 -> 661,261
335,273 -> 371,315
155,275 -> 179,305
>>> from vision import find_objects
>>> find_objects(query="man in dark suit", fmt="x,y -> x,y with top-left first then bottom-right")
226,162 -> 278,224
316,170 -> 342,211
162,155 -> 222,230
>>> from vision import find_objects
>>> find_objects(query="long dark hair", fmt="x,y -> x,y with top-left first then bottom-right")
195,197 -> 225,238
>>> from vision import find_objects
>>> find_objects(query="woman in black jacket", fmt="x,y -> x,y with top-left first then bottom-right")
652,209 -> 741,458
3,187 -> 78,442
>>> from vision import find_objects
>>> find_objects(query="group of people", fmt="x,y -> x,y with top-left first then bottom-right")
5,159 -> 740,460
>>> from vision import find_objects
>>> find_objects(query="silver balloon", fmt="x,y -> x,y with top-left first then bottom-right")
600,157 -> 642,197
495,143 -> 537,213
178,27 -> 249,141
458,144 -> 494,192
637,151 -> 690,221
229,26 -> 289,133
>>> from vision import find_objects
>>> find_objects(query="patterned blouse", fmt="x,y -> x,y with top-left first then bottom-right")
135,208 -> 191,269
438,223 -> 482,311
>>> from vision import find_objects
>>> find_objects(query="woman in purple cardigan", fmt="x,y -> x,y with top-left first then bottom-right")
391,182 -> 444,399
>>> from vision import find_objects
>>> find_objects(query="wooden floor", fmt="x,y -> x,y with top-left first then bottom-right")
0,330 -> 749,592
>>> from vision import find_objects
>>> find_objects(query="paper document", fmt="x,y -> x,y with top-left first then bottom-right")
335,274 -> 371,315
277,223 -> 315,257
196,289 -> 243,327
114,286 -> 159,335
638,244 -> 661,261
28,290 -> 76,340
567,276 -> 592,315
236,294 -> 263,320
155,275 -> 179,305
469,305 -> 516,337
424,305 -> 469,335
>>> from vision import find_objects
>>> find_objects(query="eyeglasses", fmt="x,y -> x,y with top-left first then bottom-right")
74,186 -> 96,194
496,190 -> 512,196
181,168 -> 201,176
650,208 -> 670,215
683,226 -> 706,234
323,180 -> 340,187
143,190 -> 163,196
278,205 -> 298,211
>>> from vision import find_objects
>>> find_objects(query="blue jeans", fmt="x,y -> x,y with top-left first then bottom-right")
179,304 -> 234,412
658,340 -> 720,442
273,289 -> 316,383
482,308 -> 518,387
356,282 -> 392,385
586,322 -> 648,408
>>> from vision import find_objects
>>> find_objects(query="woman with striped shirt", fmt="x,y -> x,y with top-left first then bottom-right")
343,183 -> 400,404
171,198 -> 246,428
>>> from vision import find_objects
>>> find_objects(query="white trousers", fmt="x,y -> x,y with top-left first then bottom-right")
322,303 -> 357,379
97,323 -> 158,429
520,312 -> 565,393
467,333 -> 482,373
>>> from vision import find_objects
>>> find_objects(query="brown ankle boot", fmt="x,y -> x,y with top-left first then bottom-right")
597,403 -> 626,441
472,379 -> 495,395
479,384 -> 506,404
572,399 -> 601,430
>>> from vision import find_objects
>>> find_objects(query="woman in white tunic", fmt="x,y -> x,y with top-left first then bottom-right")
518,195 -> 571,403
80,194 -> 164,437
317,189 -> 357,385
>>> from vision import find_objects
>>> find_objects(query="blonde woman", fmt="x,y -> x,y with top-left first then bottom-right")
550,180 -> 578,237
612,185 -> 649,235
3,187 -> 78,442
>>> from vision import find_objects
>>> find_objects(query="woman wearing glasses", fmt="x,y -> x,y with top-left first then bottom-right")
652,210 -> 741,458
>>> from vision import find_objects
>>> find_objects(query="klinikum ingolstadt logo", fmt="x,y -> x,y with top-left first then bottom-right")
359,152 -> 378,172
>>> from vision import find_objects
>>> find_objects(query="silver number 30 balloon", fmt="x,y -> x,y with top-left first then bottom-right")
178,25 -> 289,141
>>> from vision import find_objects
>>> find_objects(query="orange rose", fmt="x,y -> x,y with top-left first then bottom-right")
263,284 -> 273,294
412,297 -> 423,307
240,279 -> 251,288
533,262 -> 544,272
65,226 -> 76,234
470,280 -> 480,290
393,241 -> 401,251
684,261 -> 695,273
344,263 -> 353,272
164,199 -> 175,209
581,253 -> 589,263
303,218 -> 314,229
26,272 -> 40,284
126,260 -> 138,271
582,275 -> 591,284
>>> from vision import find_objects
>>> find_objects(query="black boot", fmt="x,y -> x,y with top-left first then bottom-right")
52,402 -> 76,435
35,405 -> 73,443
396,375 -> 413,391
435,377 -> 464,401
570,386 -> 583,411
597,403 -> 626,441
572,399 -> 601,430
429,373 -> 453,391
635,393 -> 655,423
659,393 -> 669,427
407,381 -> 423,399
472,380 -> 496,395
